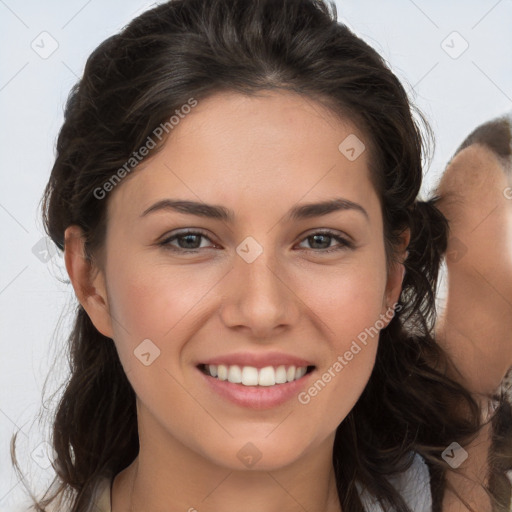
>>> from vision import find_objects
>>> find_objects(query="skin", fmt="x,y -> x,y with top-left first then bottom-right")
64,90 -> 409,512
435,143 -> 512,396
434,140 -> 512,512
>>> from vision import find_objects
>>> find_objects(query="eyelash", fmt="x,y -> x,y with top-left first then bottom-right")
158,229 -> 354,254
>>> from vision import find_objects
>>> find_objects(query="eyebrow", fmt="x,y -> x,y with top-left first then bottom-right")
140,197 -> 369,223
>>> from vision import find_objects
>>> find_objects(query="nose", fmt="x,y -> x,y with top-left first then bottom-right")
219,243 -> 300,340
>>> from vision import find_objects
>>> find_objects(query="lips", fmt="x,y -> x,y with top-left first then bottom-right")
195,352 -> 317,409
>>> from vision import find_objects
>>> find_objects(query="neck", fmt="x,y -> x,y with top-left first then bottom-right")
111,404 -> 342,512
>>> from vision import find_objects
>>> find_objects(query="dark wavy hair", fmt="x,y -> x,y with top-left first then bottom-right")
11,0 -> 511,511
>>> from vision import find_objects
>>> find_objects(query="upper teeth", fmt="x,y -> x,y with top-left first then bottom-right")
206,364 -> 308,386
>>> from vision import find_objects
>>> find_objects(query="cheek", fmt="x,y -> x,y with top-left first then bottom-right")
295,287 -> 383,439
299,249 -> 388,346
103,258 -> 220,417
311,272 -> 385,338
293,249 -> 387,422
104,247 -> 233,377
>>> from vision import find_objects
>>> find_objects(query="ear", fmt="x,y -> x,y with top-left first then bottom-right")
64,225 -> 114,339
381,228 -> 410,320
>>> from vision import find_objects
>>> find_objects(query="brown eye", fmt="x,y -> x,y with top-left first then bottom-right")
159,230 -> 215,253
297,231 -> 353,253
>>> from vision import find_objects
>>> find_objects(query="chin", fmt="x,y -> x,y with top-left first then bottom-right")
195,431 -> 321,472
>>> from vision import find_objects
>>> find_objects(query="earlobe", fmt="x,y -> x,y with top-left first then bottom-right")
382,265 -> 404,319
64,225 -> 114,339
382,229 -> 410,320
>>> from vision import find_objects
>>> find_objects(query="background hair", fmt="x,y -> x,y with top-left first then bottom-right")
10,0 -> 510,510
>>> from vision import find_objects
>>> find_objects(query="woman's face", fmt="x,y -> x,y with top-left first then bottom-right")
73,90 -> 405,471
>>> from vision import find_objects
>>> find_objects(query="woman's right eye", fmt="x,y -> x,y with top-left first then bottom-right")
159,231 -> 215,253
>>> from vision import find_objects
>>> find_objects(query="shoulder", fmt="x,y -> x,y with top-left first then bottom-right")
357,451 -> 432,512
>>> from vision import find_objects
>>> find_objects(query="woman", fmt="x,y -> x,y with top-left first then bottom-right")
10,0 -> 511,511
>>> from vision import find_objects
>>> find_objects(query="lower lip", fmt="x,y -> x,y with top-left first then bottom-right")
197,367 -> 315,410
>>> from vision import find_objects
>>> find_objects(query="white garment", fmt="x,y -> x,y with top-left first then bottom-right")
357,452 -> 432,512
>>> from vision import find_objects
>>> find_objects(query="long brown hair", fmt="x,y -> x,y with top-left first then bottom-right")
11,0 -> 510,510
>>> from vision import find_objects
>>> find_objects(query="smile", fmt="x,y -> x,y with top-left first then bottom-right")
199,364 -> 315,387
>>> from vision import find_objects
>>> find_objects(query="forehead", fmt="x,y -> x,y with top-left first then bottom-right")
107,90 -> 379,224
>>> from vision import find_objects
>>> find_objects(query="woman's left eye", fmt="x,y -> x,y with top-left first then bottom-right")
159,230 -> 353,254
297,232 -> 354,253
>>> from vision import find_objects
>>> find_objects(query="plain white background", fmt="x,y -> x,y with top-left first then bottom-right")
1,0 -> 511,508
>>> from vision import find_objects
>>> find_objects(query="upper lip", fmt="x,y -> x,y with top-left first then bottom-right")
199,351 -> 315,369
